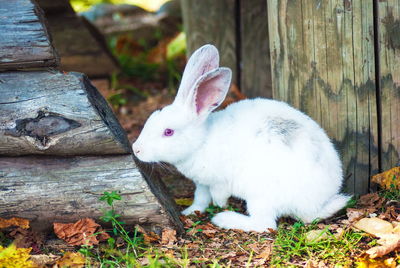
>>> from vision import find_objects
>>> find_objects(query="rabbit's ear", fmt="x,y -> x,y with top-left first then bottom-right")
190,67 -> 232,118
175,44 -> 219,104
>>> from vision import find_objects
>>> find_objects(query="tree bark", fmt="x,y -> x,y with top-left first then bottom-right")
0,71 -> 131,156
0,0 -> 59,70
0,155 -> 184,233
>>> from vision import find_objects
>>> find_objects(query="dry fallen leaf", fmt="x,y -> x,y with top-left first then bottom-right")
365,233 -> 400,258
136,225 -> 160,244
333,227 -> 345,239
9,228 -> 44,252
0,217 -> 30,229
353,217 -> 400,258
179,215 -> 194,228
0,244 -> 36,268
161,228 -> 177,245
305,229 -> 329,243
379,206 -> 399,222
393,223 -> 400,234
255,244 -> 272,260
358,192 -> 384,209
55,252 -> 85,268
346,208 -> 365,223
53,218 -> 110,246
372,167 -> 400,190
353,217 -> 394,236
30,254 -> 60,267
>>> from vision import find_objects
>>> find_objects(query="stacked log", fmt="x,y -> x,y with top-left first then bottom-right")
0,0 -> 183,232
36,0 -> 118,78
0,0 -> 59,70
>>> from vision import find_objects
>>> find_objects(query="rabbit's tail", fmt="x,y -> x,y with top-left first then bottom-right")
317,194 -> 351,219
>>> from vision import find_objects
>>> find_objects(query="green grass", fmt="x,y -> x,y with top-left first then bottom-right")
81,192 -> 220,267
271,221 -> 365,266
76,192 -> 381,267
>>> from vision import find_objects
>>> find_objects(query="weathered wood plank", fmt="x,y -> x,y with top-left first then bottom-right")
36,0 -> 74,14
0,155 -> 183,232
240,0 -> 272,98
0,0 -> 59,70
267,0 -> 378,194
45,11 -> 118,77
0,71 -> 131,156
378,0 -> 400,171
181,0 -> 237,84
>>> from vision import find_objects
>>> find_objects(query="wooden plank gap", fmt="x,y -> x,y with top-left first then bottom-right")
235,0 -> 241,90
373,0 -> 383,174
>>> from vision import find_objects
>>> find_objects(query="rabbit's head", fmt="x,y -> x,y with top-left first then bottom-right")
132,44 -> 232,163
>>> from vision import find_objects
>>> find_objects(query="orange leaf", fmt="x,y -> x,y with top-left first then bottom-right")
161,228 -> 177,245
53,218 -> 109,246
0,217 -> 30,229
371,167 -> 400,190
255,244 -> 272,260
56,252 -> 85,268
136,225 -> 160,244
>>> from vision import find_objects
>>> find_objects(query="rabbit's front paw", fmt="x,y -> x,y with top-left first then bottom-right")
182,205 -> 206,215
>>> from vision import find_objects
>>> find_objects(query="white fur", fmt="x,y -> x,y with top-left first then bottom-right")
132,44 -> 350,232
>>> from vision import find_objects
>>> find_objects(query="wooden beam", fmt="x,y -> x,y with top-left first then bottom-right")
44,11 -> 119,78
0,71 -> 131,156
181,0 -> 237,84
267,0 -> 378,194
35,0 -> 74,14
0,0 -> 59,70
240,0 -> 272,98
0,155 -> 184,232
378,0 -> 400,171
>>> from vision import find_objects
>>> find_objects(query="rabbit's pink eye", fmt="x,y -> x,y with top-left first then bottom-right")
164,128 -> 174,137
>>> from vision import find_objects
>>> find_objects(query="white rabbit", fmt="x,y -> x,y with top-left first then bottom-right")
132,44 -> 350,232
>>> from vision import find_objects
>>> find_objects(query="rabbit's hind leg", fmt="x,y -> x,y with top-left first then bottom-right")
211,200 -> 277,232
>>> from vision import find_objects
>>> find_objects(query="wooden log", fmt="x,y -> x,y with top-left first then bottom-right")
181,0 -> 237,84
378,0 -> 400,171
35,0 -> 74,14
240,0 -> 272,98
0,155 -> 184,232
0,71 -> 131,156
45,11 -> 119,78
267,0 -> 378,194
0,0 -> 59,70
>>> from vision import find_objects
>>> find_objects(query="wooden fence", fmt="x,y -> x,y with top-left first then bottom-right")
181,0 -> 400,195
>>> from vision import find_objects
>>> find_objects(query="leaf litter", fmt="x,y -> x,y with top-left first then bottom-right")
53,218 -> 110,246
1,107 -> 400,267
0,191 -> 398,267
